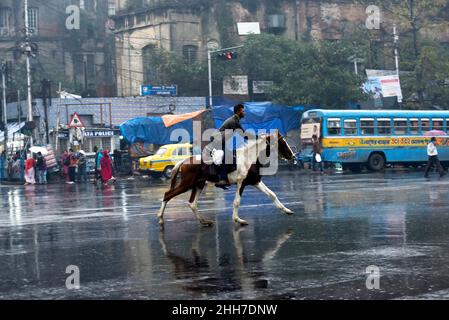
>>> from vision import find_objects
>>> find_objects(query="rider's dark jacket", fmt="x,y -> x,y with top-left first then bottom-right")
219,114 -> 244,132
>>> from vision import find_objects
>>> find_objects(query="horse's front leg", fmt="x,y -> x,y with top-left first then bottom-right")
233,181 -> 248,226
255,181 -> 293,215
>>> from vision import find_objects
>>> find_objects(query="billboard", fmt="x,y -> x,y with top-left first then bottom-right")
364,70 -> 403,102
223,76 -> 249,95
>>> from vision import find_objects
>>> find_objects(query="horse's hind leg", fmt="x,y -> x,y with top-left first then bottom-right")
188,187 -> 213,227
255,181 -> 293,215
233,182 -> 248,226
158,185 -> 190,227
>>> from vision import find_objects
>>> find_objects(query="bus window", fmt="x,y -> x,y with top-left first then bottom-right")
410,119 -> 419,134
377,119 -> 391,135
394,119 -> 408,135
327,118 -> 341,135
432,119 -> 444,131
360,118 -> 375,135
344,119 -> 358,135
421,118 -> 430,133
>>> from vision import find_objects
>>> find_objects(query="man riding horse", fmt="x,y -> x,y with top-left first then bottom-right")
157,107 -> 296,227
213,103 -> 256,189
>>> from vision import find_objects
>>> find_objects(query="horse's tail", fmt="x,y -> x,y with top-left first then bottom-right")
170,160 -> 184,189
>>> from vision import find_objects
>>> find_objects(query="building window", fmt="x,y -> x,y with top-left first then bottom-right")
0,7 -> 11,34
143,44 -> 157,84
183,45 -> 198,65
28,7 -> 39,34
344,119 -> 358,135
108,0 -> 116,16
360,118 -> 375,135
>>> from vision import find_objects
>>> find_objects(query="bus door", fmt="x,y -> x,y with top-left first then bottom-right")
300,117 -> 322,160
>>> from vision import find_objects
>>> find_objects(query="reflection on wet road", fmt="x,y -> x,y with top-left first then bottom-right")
1,169 -> 449,299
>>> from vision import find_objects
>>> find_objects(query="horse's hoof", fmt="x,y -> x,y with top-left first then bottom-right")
158,218 -> 165,226
234,218 -> 249,226
283,208 -> 294,215
200,220 -> 214,227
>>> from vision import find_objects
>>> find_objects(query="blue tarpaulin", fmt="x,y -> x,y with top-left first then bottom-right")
212,102 -> 307,135
120,117 -> 193,145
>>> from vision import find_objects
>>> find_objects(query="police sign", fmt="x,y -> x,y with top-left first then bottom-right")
140,85 -> 178,96
84,130 -> 115,138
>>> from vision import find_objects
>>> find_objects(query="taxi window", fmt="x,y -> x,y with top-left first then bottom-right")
155,148 -> 167,156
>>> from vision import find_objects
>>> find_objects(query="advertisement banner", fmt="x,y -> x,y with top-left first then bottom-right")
364,70 -> 403,102
223,76 -> 249,95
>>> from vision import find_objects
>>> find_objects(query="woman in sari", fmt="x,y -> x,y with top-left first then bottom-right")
24,154 -> 36,185
100,150 -> 113,185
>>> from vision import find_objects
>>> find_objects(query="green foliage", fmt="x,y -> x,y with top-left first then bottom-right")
355,0 -> 449,108
241,34 -> 368,108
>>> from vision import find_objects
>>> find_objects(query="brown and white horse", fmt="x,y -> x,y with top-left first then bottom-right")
157,132 -> 296,227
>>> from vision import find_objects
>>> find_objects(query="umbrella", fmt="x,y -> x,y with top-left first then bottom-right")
29,146 -> 48,155
424,130 -> 447,137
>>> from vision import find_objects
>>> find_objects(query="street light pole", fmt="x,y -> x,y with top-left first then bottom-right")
1,62 -> 7,157
208,50 -> 213,109
393,24 -> 403,107
207,45 -> 244,109
24,0 -> 34,146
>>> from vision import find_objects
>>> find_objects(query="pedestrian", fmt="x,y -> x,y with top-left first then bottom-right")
61,151 -> 70,183
100,150 -> 113,185
311,134 -> 324,174
24,154 -> 36,185
424,137 -> 446,178
93,146 -> 102,184
36,152 -> 48,184
68,149 -> 78,184
77,151 -> 88,183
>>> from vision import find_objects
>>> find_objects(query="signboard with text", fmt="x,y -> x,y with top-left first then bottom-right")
140,85 -> 178,97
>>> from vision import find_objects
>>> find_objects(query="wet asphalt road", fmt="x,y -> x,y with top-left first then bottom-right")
1,168 -> 449,300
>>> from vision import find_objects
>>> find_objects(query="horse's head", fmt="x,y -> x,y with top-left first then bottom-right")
264,131 -> 295,161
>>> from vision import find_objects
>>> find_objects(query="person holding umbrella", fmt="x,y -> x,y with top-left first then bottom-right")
424,137 -> 446,178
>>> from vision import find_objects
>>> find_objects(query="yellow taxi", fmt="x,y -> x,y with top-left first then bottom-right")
139,143 -> 193,178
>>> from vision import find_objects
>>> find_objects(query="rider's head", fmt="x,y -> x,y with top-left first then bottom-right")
234,104 -> 245,119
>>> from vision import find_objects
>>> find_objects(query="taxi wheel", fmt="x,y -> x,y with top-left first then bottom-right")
163,166 -> 174,179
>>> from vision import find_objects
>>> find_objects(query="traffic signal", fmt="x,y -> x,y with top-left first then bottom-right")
217,51 -> 238,61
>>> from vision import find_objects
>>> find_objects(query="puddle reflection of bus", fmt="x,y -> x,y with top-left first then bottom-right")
300,109 -> 449,172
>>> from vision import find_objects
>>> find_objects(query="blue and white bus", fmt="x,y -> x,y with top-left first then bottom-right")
300,109 -> 449,172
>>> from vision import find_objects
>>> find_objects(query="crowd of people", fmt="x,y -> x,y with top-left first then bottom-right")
60,147 -> 115,185
1,146 -> 117,186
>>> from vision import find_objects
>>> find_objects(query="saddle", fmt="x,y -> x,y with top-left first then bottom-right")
201,149 -> 237,181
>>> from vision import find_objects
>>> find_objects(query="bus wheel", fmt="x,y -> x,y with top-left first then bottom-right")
367,153 -> 385,171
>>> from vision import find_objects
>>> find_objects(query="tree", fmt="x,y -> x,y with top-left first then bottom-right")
356,0 -> 449,108
241,34 -> 368,108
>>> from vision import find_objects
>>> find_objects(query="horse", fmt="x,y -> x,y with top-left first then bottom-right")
157,131 -> 296,227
